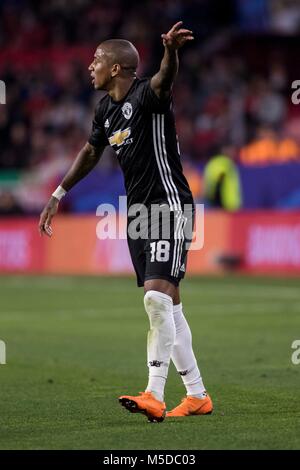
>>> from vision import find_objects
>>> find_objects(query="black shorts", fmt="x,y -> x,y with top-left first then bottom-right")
127,204 -> 194,287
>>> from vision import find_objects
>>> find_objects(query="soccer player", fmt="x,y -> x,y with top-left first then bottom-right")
39,22 -> 213,422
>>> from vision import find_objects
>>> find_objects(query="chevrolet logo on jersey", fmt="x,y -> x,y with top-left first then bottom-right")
109,127 -> 132,147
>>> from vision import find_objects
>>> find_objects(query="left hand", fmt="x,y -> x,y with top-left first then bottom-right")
161,21 -> 194,50
38,197 -> 59,237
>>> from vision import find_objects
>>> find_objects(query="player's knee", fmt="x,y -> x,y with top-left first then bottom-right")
144,290 -> 173,326
144,290 -> 172,311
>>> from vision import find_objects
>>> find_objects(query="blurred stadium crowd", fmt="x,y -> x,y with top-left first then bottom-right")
1,0 -> 300,214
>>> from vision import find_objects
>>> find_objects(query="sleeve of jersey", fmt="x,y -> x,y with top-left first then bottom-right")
138,79 -> 172,113
88,104 -> 109,148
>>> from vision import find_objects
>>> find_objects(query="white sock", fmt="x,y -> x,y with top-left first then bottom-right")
144,290 -> 175,402
171,303 -> 206,397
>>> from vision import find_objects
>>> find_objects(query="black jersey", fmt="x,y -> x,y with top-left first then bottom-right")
88,78 -> 193,210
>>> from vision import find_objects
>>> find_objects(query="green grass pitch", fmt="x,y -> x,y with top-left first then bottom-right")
0,275 -> 299,450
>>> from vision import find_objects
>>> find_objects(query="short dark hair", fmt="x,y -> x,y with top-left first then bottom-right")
98,39 -> 139,73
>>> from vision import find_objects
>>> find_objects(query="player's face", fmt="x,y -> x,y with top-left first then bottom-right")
88,48 -> 112,90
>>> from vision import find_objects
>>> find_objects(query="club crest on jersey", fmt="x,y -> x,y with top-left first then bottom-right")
108,127 -> 132,147
122,102 -> 132,120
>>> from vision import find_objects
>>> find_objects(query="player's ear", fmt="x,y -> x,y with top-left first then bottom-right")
111,64 -> 121,77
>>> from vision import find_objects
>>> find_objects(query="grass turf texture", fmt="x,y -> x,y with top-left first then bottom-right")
0,275 -> 299,450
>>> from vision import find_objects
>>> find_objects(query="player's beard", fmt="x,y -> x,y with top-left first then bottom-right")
94,72 -> 112,91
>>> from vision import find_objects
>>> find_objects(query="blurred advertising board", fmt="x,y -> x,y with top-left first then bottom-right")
230,212 -> 300,274
0,219 -> 44,272
1,212 -> 300,275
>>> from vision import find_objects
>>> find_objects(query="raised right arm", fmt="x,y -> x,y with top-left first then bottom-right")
39,142 -> 105,237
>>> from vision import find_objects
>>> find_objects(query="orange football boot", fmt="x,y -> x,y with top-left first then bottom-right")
119,391 -> 166,423
166,394 -> 213,417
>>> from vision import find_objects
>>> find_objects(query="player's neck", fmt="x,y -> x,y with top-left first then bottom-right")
108,77 -> 136,102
